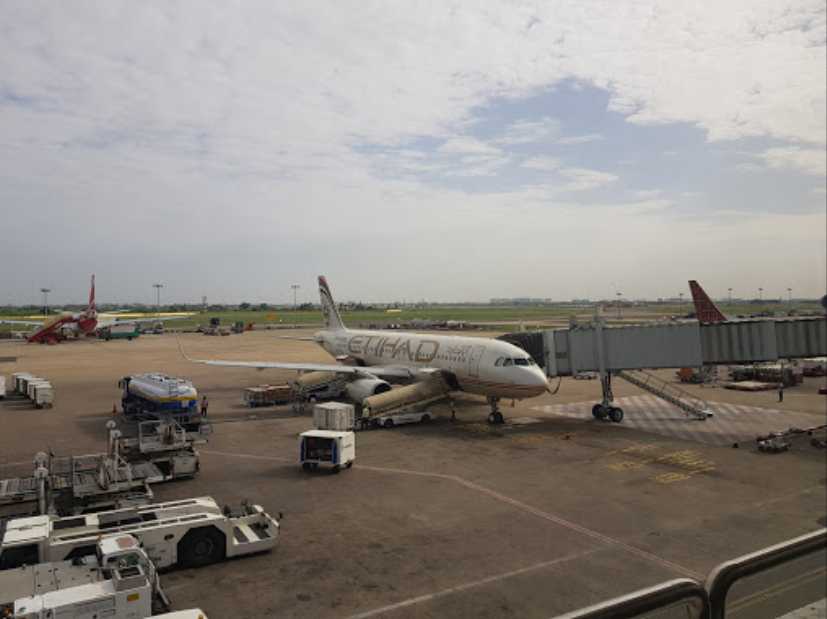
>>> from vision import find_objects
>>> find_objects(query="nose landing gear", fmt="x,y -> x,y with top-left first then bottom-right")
486,397 -> 504,424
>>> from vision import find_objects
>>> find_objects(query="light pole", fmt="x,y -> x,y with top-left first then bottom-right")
787,288 -> 792,303
728,288 -> 733,304
153,283 -> 163,316
616,291 -> 622,319
678,292 -> 684,305
290,284 -> 300,310
40,288 -> 51,317
758,287 -> 763,302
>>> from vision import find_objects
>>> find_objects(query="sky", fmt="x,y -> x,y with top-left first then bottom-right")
0,1 -> 825,305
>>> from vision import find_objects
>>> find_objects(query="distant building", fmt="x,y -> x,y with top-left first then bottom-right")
489,297 -> 553,305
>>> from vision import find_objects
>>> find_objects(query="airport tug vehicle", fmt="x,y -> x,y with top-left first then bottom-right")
0,534 -> 169,618
0,496 -> 280,572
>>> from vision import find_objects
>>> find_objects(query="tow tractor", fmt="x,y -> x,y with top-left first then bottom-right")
0,496 -> 281,572
0,534 -> 169,617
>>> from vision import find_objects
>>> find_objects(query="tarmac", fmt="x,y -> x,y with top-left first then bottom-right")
0,331 -> 825,618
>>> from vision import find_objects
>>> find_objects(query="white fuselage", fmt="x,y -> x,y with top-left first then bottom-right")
316,328 -> 548,400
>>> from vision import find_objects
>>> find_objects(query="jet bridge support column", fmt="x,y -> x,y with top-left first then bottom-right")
592,313 -> 624,423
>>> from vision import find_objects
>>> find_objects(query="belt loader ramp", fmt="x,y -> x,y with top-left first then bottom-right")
359,376 -> 449,429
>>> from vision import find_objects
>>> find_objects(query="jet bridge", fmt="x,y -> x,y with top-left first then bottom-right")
502,316 -> 826,422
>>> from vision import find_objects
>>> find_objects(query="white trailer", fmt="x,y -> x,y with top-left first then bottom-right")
0,496 -> 281,571
0,375 -> 5,399
32,383 -> 54,409
0,534 -> 169,618
11,373 -> 32,395
299,430 -> 355,472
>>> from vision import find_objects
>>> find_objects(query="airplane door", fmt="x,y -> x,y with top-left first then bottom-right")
468,345 -> 485,378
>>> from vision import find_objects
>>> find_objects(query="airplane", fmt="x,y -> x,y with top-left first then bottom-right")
182,276 -> 550,424
0,275 -> 194,344
688,280 -> 727,323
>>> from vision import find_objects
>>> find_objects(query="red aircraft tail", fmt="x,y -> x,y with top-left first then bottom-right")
688,280 -> 726,323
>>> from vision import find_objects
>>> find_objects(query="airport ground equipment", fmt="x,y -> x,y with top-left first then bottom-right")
313,402 -> 355,431
156,611 -> 209,619
290,371 -> 348,408
372,409 -> 434,429
31,383 -> 53,409
0,496 -> 280,572
299,430 -> 355,472
360,376 -> 448,426
0,375 -> 5,399
0,421 -> 201,517
99,323 -> 141,340
243,384 -> 292,408
0,534 -> 169,617
616,370 -> 712,420
11,373 -> 32,395
119,373 -> 200,427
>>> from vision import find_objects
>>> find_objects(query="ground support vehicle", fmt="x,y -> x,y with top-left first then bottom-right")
0,421 -> 201,518
0,534 -> 169,617
290,371 -> 348,412
0,375 -> 5,399
10,373 -> 32,395
359,378 -> 447,430
243,384 -> 293,408
119,374 -> 201,429
299,430 -> 355,472
31,383 -> 53,409
99,324 -> 141,341
0,496 -> 280,572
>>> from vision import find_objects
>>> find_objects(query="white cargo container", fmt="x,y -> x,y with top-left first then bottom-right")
299,430 -> 355,472
312,402 -> 355,431
13,373 -> 33,395
33,383 -> 54,409
26,380 -> 49,400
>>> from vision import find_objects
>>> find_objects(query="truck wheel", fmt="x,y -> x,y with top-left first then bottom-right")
383,419 -> 394,429
302,463 -> 311,471
332,465 -> 340,474
178,526 -> 226,568
345,461 -> 353,469
421,414 -> 431,423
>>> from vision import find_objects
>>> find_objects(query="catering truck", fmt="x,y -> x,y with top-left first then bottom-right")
0,534 -> 169,617
299,430 -> 355,472
0,496 -> 281,572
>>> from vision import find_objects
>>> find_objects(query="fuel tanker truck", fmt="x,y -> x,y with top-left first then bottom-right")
118,373 -> 201,428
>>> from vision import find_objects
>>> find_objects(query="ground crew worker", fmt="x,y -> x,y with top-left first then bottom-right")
201,395 -> 209,417
778,385 -> 784,403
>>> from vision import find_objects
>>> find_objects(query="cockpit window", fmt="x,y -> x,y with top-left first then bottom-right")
514,358 -> 529,366
495,357 -> 504,366
502,358 -> 513,366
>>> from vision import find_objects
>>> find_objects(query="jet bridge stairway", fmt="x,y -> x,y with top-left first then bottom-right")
615,369 -> 713,420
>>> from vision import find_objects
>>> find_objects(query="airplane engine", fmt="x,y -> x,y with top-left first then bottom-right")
346,377 -> 392,402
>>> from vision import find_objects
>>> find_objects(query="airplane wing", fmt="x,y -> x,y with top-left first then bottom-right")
177,337 -> 418,378
0,319 -> 43,326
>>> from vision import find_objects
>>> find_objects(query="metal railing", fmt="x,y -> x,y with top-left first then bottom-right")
551,528 -> 826,619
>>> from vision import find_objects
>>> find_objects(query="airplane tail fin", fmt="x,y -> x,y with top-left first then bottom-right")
688,280 -> 726,323
318,276 -> 346,331
88,274 -> 96,314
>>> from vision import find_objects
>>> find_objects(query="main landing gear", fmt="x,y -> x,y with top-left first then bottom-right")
487,397 -> 504,425
592,372 -> 624,423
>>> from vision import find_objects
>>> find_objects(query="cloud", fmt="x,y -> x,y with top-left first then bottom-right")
495,117 -> 561,145
759,146 -> 826,176
558,167 -> 619,191
438,136 -> 501,155
634,189 -> 662,199
521,156 -> 562,171
556,133 -> 603,145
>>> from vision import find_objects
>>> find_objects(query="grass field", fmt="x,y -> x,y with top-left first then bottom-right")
1,301 -> 821,334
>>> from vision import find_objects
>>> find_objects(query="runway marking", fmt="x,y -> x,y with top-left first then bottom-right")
200,448 -> 698,577
346,548 -> 601,619
532,396 -> 825,447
